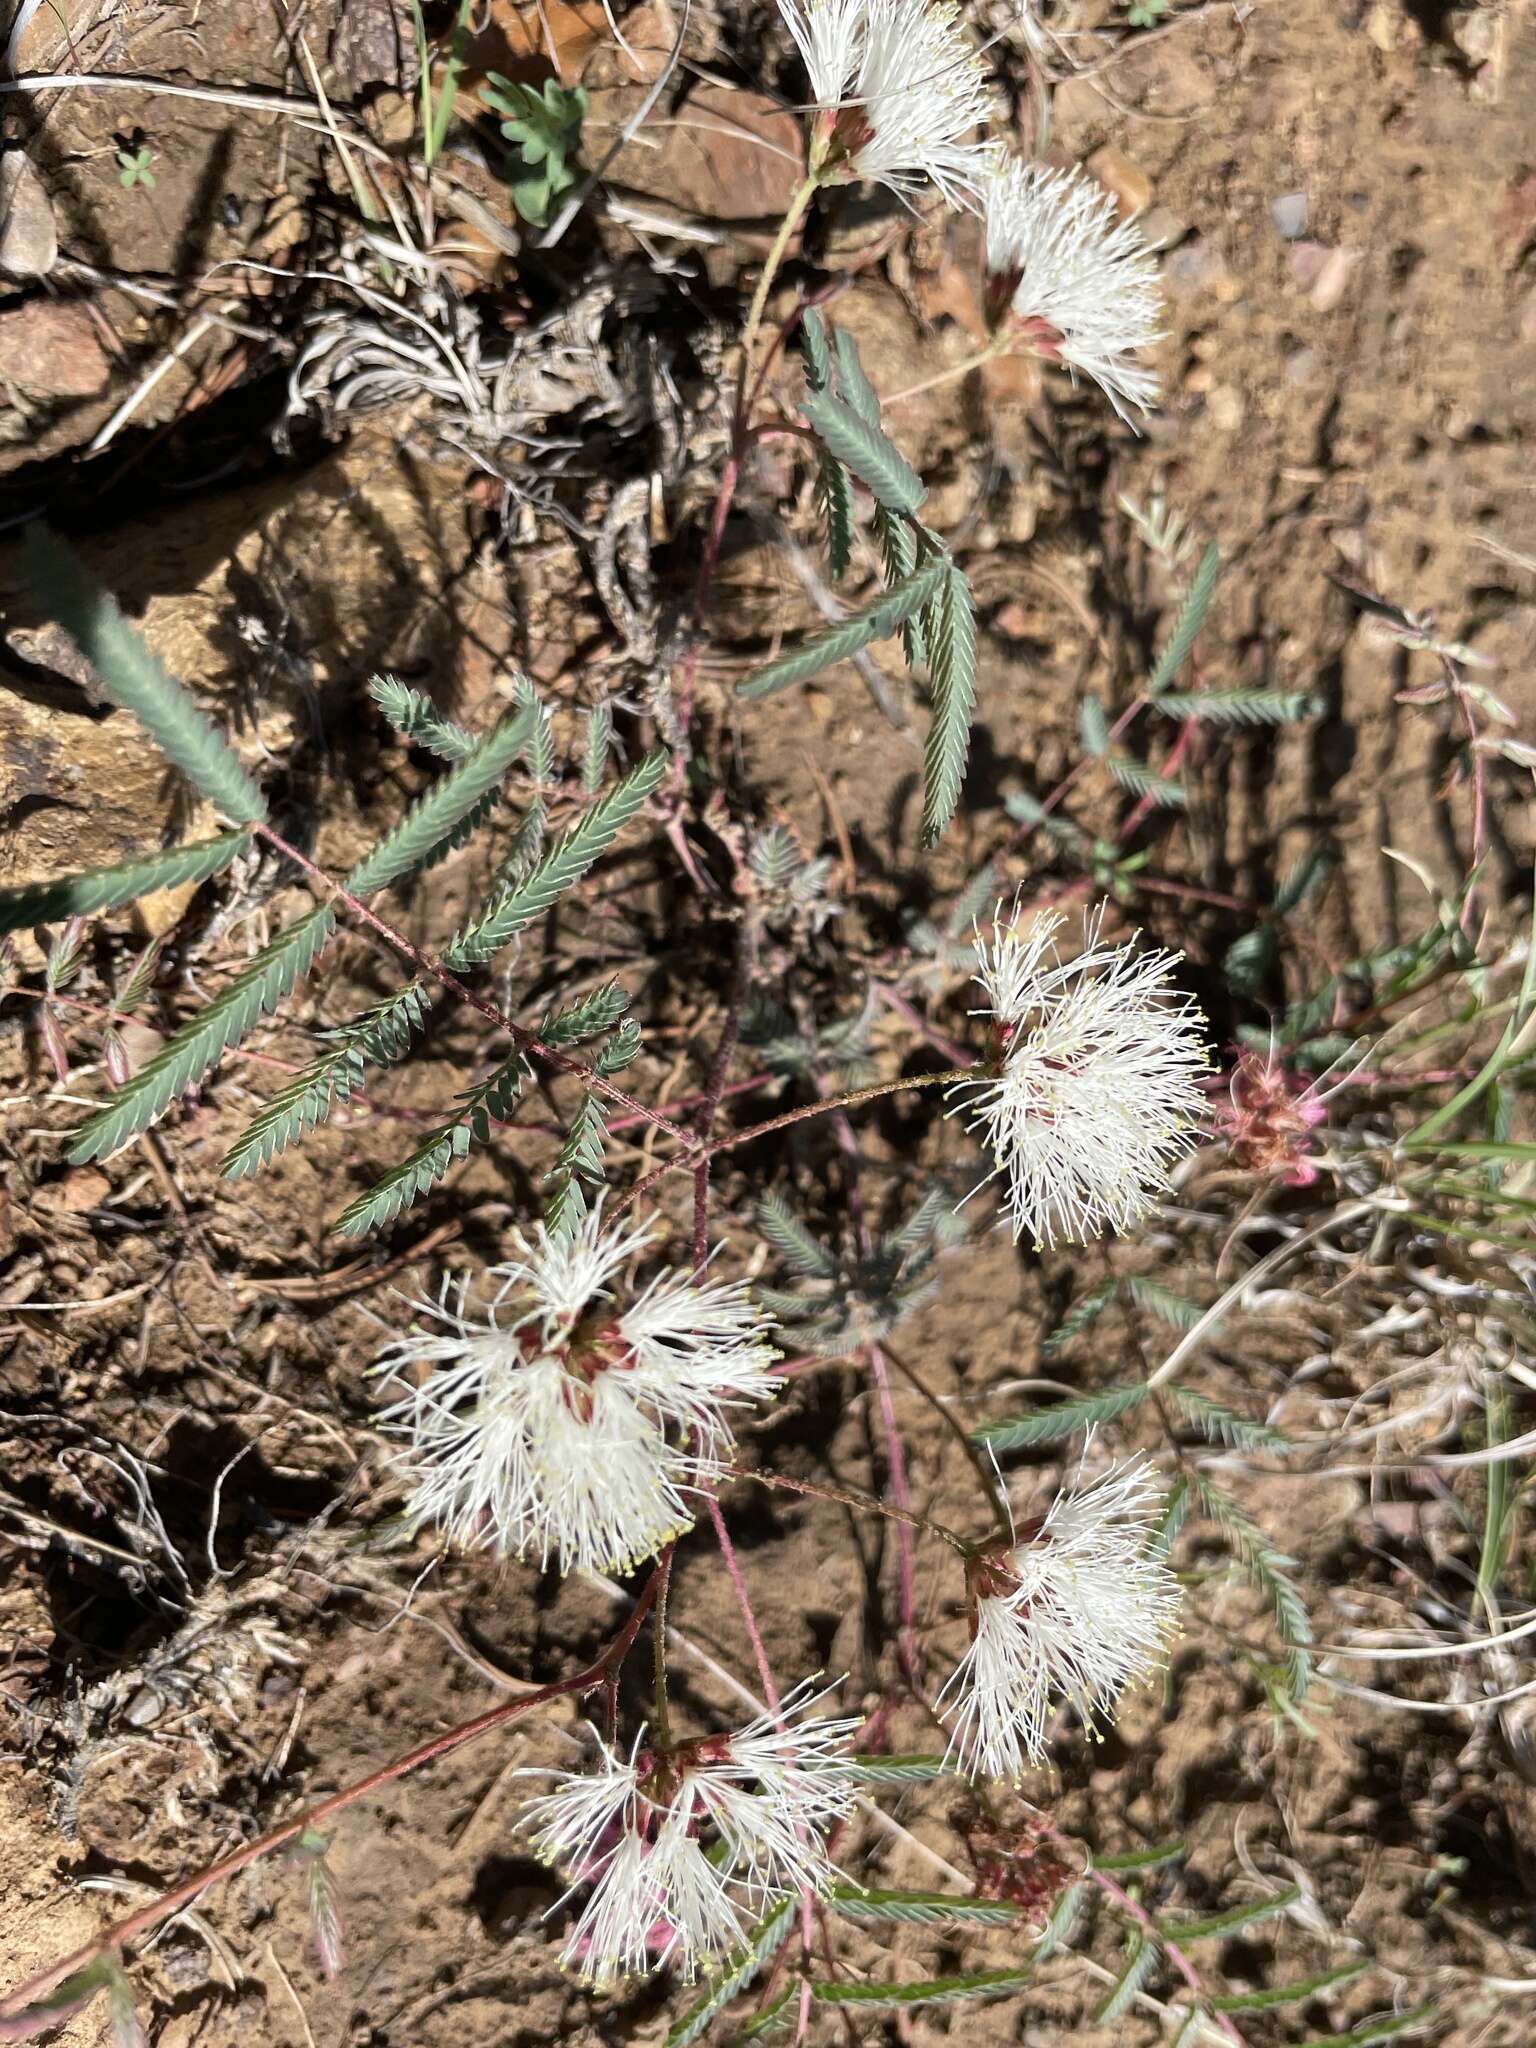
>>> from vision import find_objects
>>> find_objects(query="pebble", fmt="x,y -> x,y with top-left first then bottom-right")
1208,384 -> 1245,432
1086,145 -> 1153,220
1284,344 -> 1317,383
1287,241 -> 1355,311
0,296 -> 112,395
1136,204 -> 1189,252
1270,192 -> 1308,240
0,152 -> 58,277
1163,235 -> 1232,296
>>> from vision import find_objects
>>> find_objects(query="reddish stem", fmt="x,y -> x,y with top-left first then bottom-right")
0,1568 -> 662,2029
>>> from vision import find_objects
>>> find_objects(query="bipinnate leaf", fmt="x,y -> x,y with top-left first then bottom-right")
664,1897 -> 796,2048
71,906 -> 336,1161
0,831 -> 250,934
24,526 -> 267,826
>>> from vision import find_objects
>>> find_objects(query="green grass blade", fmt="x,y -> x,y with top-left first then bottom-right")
0,831 -> 249,934
25,526 -> 267,825
70,906 -> 335,1161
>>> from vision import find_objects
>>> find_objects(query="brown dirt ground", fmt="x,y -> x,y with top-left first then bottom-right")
3,0 -> 1536,2044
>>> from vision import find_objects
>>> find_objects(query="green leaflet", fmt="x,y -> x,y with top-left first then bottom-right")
921,564 -> 977,846
345,701 -> 537,898
71,906 -> 336,1162
800,388 -> 926,516
972,1383 -> 1149,1452
838,1753 -> 952,1783
221,981 -> 433,1179
0,831 -> 250,934
663,1897 -> 797,2048
740,556 -> 948,700
1095,1840 -> 1187,1873
1194,1476 -> 1313,1699
333,1050 -> 527,1235
810,1968 -> 1033,2010
1207,1959 -> 1369,2014
25,527 -> 268,826
1157,1882 -> 1300,1941
827,1886 -> 1021,1927
1148,540 -> 1220,695
443,751 -> 666,969
1154,688 -> 1321,726
369,673 -> 475,759
1094,1930 -> 1160,2024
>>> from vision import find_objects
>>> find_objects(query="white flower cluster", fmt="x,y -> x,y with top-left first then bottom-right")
774,2 -> 1164,406
781,0 -> 991,208
951,903 -> 1209,1250
940,1459 -> 1181,1781
981,159 -> 1164,419
519,1682 -> 863,1985
373,1210 -> 778,1575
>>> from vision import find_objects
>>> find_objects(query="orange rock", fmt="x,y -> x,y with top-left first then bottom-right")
1086,145 -> 1153,221
0,297 -> 113,397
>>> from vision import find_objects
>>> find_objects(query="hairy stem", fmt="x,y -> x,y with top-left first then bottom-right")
739,176 -> 821,377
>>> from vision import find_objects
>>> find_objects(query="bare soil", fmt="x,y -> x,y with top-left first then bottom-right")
3,0 -> 1535,2044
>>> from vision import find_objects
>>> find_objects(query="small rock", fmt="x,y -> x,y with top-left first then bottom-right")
1135,204 -> 1188,252
1284,344 -> 1317,383
1287,240 -> 1355,310
1270,191 -> 1308,240
1086,145 -> 1153,220
1447,5 -> 1498,64
1163,235 -> 1231,295
0,153 -> 57,277
1364,0 -> 1397,48
0,296 -> 112,396
1495,172 -> 1536,270
1208,383 -> 1244,432
1520,285 -> 1536,343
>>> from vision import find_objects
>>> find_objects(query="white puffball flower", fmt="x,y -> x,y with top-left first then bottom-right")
780,0 -> 992,210
982,157 -> 1164,421
939,1458 -> 1181,1781
372,1208 -> 779,1576
519,1681 -> 864,1985
950,902 -> 1209,1250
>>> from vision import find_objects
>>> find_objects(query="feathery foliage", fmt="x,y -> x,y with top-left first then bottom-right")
1154,688 -> 1321,726
663,1898 -> 796,2048
801,388 -> 926,517
0,832 -> 250,934
71,907 -> 337,1161
25,527 -> 268,826
1194,1474 -> 1313,1698
1147,541 -> 1220,695
739,556 -> 948,700
369,673 -> 475,759
921,565 -> 978,845
346,703 -> 537,898
334,1051 -> 528,1236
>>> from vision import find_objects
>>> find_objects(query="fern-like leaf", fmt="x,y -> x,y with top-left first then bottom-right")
921,564 -> 977,846
817,452 -> 856,581
876,506 -> 927,666
664,1897 -> 797,2048
756,1192 -> 837,1278
1170,1385 -> 1291,1452
369,673 -> 474,760
333,1050 -> 527,1236
1208,1960 -> 1369,2014
71,906 -> 335,1161
1148,540 -> 1220,695
1157,1883 -> 1300,1942
1194,1475 -> 1313,1698
972,1383 -> 1148,1452
1094,1930 -> 1160,2024
346,702 -> 536,898
1154,688 -> 1320,727
0,831 -> 250,934
26,527 -> 268,826
1105,754 -> 1187,808
828,1888 -> 1020,1927
221,981 -> 433,1179
740,556 -> 948,700
801,388 -> 926,516
442,751 -> 665,970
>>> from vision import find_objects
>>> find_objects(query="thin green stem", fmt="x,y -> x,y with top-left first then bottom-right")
739,175 -> 821,377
